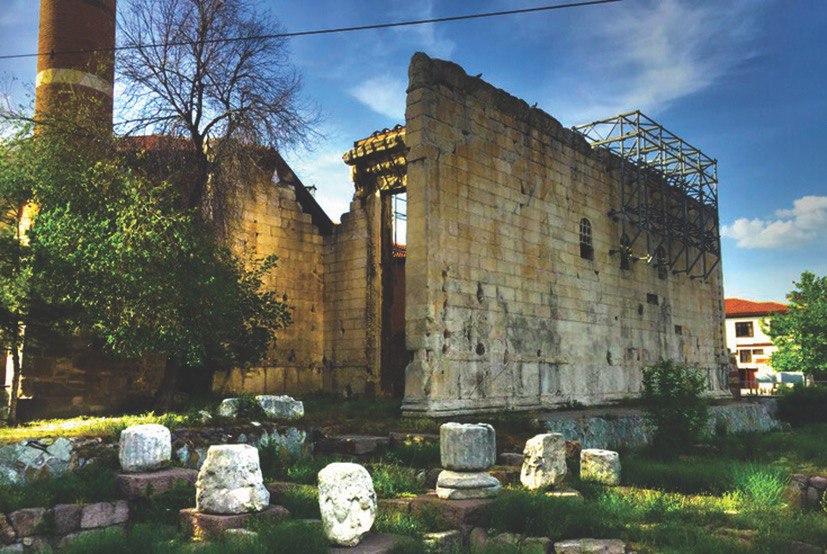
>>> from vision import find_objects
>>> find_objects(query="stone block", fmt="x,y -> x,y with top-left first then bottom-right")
196,445 -> 270,514
522,536 -> 554,553
498,452 -> 523,466
410,492 -> 493,528
554,538 -> 625,553
521,433 -> 567,490
254,395 -> 304,420
117,468 -> 198,499
580,449 -> 621,486
378,498 -> 412,518
8,508 -> 46,538
0,515 -> 15,545
80,501 -> 129,529
318,462 -> 377,547
328,533 -> 401,554
52,504 -> 82,535
423,530 -> 462,550
439,423 -> 496,471
119,424 -> 171,473
179,505 -> 289,540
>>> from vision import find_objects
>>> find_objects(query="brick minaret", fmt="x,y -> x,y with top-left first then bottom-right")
36,0 -> 117,128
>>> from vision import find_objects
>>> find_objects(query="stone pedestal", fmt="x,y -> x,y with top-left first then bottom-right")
580,449 -> 621,486
437,423 -> 500,499
318,462 -> 377,547
117,468 -> 198,499
521,433 -> 567,491
119,424 -> 172,473
410,493 -> 494,528
180,505 -> 289,540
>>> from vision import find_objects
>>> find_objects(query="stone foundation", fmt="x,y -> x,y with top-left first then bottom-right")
116,468 -> 198,499
179,505 -> 289,540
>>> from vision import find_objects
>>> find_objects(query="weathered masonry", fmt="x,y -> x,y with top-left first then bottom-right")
14,28 -> 728,415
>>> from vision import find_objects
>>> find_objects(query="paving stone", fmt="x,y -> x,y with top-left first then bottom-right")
328,533 -> 401,554
498,452 -> 523,466
117,467 -> 198,499
423,530 -> 462,551
80,501 -> 129,529
179,505 -> 289,540
8,509 -> 46,538
410,492 -> 494,528
52,504 -> 82,535
0,515 -> 15,545
554,538 -> 626,553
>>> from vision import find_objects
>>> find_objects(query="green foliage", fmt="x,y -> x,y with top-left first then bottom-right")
0,119 -> 293,393
776,384 -> 827,425
622,456 -> 749,494
385,441 -> 441,469
278,485 -> 320,519
233,394 -> 268,421
130,480 -> 196,525
370,461 -> 426,498
0,463 -> 118,513
732,466 -> 787,511
641,360 -> 709,456
762,271 -> 827,378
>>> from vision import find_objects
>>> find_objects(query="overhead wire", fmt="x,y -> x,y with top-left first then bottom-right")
0,0 -> 623,62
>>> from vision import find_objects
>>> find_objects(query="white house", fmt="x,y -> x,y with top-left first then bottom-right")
724,298 -> 793,392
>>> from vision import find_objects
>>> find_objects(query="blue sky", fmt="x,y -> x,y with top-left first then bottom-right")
1,0 -> 825,302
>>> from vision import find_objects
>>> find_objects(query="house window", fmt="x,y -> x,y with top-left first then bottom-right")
735,321 -> 754,338
579,218 -> 594,260
656,246 -> 668,280
620,234 -> 631,271
752,349 -> 764,355
739,349 -> 752,364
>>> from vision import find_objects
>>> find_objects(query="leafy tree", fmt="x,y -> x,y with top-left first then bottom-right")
0,112 -> 292,412
0,126 -> 36,422
763,271 -> 827,380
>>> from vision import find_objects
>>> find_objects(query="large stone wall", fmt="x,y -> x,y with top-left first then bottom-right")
402,53 -> 728,415
213,177 -> 327,396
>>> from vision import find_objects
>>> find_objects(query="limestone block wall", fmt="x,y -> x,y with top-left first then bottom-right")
402,53 -> 728,415
322,197 -> 379,397
213,180 -> 326,396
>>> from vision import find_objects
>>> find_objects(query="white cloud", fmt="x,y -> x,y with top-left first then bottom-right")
283,145 -> 354,223
722,195 -> 827,249
550,0 -> 763,125
349,74 -> 407,122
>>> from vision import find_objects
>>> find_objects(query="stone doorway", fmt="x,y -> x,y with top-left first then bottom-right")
380,191 -> 409,397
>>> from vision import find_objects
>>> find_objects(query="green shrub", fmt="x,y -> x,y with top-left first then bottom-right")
642,360 -> 709,456
622,456 -> 745,494
279,485 -> 320,519
732,465 -> 787,511
0,463 -> 119,513
370,462 -> 426,498
130,480 -> 196,525
776,385 -> 827,426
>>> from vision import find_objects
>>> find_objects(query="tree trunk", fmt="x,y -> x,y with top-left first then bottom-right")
153,356 -> 181,411
7,326 -> 22,424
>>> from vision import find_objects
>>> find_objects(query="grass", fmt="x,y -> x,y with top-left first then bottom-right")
131,480 -> 197,525
0,411 -> 197,445
59,520 -> 329,554
0,463 -> 119,513
278,485 -> 320,519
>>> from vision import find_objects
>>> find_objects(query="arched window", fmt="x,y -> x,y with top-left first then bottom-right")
579,218 -> 593,260
656,246 -> 668,280
620,234 -> 631,271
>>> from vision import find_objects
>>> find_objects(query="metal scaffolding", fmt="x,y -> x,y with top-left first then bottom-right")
573,111 -> 720,280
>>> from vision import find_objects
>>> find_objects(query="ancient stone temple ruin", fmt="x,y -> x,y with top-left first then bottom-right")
11,0 -> 728,418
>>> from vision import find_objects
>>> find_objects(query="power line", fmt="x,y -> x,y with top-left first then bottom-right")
0,0 -> 622,62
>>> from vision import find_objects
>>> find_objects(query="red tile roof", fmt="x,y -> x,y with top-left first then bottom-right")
724,298 -> 787,318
